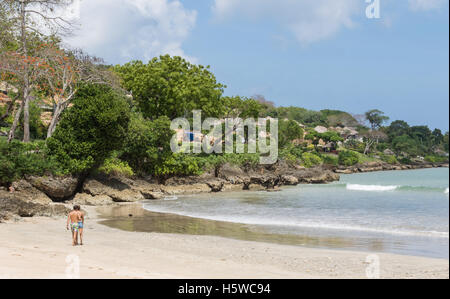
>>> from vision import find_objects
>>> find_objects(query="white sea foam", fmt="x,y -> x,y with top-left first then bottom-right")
346,184 -> 398,192
163,196 -> 178,201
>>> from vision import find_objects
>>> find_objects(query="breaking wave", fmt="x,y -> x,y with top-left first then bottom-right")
346,184 -> 398,192
339,184 -> 449,193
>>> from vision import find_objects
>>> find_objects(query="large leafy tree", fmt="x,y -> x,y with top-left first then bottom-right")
443,132 -> 449,152
279,120 -> 304,147
365,109 -> 390,130
386,120 -> 410,141
115,55 -> 225,120
392,135 -> 419,156
47,84 -> 130,173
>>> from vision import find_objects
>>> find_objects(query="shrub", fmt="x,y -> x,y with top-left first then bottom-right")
279,145 -> 302,163
301,152 -> 323,168
399,157 -> 412,165
322,155 -> 339,166
0,139 -> 60,185
153,154 -> 202,177
121,115 -> 177,175
425,155 -> 448,163
47,84 -> 130,174
98,157 -> 134,177
120,114 -> 155,173
380,154 -> 398,165
338,150 -> 360,166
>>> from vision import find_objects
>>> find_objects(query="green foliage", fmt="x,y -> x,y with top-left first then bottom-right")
399,157 -> 413,165
121,114 -> 175,175
153,154 -> 203,177
301,152 -> 323,168
17,101 -> 46,140
365,109 -> 389,130
0,139 -> 60,185
321,110 -> 358,127
391,134 -> 420,156
338,150 -> 360,166
444,132 -> 449,152
321,131 -> 344,143
47,84 -> 131,174
98,156 -> 134,177
271,106 -> 326,126
279,145 -> 303,163
322,154 -> 339,166
386,120 -> 410,140
278,120 -> 304,147
380,154 -> 398,165
115,55 -> 225,120
424,155 -> 448,163
304,130 -> 343,151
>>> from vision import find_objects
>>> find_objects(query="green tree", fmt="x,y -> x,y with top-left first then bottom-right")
47,84 -> 130,173
391,135 -> 419,156
386,120 -> 410,141
365,109 -> 389,130
443,132 -> 449,152
115,55 -> 225,120
338,150 -> 359,166
279,120 -> 304,147
432,128 -> 444,146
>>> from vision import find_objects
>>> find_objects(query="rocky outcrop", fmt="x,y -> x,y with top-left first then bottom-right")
218,163 -> 339,189
161,184 -> 212,195
249,174 -> 280,189
335,169 -> 354,174
10,180 -> 53,205
207,180 -> 225,192
0,187 -> 69,218
332,160 -> 449,174
26,175 -> 80,201
82,176 -> 144,203
291,168 -> 340,184
217,163 -> 249,185
280,175 -> 299,186
140,190 -> 165,200
73,193 -> 114,206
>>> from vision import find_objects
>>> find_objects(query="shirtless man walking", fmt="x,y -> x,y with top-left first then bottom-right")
66,205 -> 84,246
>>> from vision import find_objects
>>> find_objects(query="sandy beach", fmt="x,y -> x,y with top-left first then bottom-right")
0,205 -> 448,279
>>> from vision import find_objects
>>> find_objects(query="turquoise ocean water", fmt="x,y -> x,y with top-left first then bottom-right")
143,168 -> 449,258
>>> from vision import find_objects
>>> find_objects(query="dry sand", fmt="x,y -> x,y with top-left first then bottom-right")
0,206 -> 448,279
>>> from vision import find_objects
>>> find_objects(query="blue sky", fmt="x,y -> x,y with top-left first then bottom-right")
67,0 -> 449,130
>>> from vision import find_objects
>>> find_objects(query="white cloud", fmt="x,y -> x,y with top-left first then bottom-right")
212,0 -> 361,44
408,0 -> 447,11
65,0 -> 197,64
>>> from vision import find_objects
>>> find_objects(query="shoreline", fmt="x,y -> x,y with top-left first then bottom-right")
0,204 -> 448,279
1,166 -> 448,279
98,201 -> 449,259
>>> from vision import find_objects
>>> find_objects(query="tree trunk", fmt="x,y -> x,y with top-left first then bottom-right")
47,102 -> 65,138
22,90 -> 30,142
7,100 -> 24,143
20,0 -> 30,143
